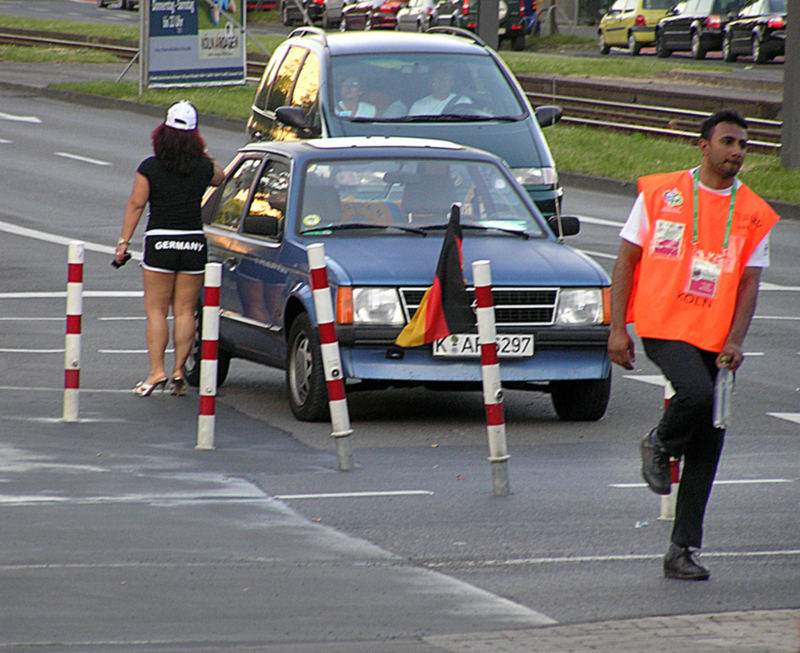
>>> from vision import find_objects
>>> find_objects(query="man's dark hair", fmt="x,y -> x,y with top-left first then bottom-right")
700,109 -> 748,141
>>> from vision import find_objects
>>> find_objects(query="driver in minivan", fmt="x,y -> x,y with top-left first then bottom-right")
408,66 -> 472,116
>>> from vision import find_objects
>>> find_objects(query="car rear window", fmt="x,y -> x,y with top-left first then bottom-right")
329,53 -> 526,122
642,0 -> 673,8
297,157 -> 546,236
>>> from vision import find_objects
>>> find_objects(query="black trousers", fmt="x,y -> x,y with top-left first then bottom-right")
642,338 -> 725,549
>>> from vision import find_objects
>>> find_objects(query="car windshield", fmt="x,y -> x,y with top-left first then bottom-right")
329,53 -> 526,122
298,157 -> 546,236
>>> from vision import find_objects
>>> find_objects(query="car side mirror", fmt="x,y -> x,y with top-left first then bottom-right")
276,106 -> 311,130
535,105 -> 562,128
547,215 -> 580,237
242,213 -> 279,237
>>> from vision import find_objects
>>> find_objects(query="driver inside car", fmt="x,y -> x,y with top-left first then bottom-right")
408,66 -> 472,116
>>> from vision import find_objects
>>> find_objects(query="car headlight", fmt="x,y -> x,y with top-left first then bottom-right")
512,167 -> 558,187
555,288 -> 604,325
349,287 -> 405,325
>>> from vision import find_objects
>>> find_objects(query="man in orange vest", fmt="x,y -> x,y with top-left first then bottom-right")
608,109 -> 779,581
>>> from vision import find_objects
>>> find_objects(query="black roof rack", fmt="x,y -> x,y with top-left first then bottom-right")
288,26 -> 329,47
425,26 -> 489,48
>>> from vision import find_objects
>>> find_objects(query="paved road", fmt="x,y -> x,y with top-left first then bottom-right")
0,64 -> 798,652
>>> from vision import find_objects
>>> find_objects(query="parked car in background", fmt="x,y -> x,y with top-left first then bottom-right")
461,0 -> 527,50
396,0 -> 436,31
655,0 -> 744,59
97,0 -> 138,8
247,28 -> 564,217
190,137 -> 611,422
431,0 -> 463,26
281,0 -> 345,28
339,0 -> 403,30
722,0 -> 786,63
598,0 -> 673,55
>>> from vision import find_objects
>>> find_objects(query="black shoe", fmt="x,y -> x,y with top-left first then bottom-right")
640,428 -> 671,495
663,543 -> 710,580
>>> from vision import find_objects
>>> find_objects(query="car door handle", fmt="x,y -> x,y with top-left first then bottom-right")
223,257 -> 239,272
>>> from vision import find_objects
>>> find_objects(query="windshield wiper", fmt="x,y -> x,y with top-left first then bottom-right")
380,114 -> 520,123
299,222 -> 427,236
418,224 -> 530,239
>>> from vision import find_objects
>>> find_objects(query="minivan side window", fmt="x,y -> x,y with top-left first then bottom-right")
267,47 -> 307,115
254,47 -> 287,112
243,160 -> 290,241
291,51 -> 320,115
211,158 -> 263,231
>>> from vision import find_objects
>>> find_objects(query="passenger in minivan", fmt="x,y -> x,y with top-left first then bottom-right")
335,76 -> 376,118
408,66 -> 471,116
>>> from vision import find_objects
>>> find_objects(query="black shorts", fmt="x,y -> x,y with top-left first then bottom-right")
142,230 -> 207,274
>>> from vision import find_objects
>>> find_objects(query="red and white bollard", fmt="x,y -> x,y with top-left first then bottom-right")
307,243 -> 354,471
63,241 -> 84,422
659,379 -> 680,520
196,262 -> 222,451
473,260 -> 510,496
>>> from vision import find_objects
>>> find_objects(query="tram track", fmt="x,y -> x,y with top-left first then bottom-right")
0,30 -> 783,154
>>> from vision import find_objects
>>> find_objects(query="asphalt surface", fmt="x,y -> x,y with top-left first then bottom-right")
0,60 -> 799,652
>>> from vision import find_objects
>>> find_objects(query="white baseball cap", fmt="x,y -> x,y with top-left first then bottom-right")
165,100 -> 197,131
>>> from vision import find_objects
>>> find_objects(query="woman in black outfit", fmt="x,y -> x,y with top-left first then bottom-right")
113,101 -> 225,397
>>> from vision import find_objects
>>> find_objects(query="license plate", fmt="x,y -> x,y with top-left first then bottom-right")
432,334 -> 534,358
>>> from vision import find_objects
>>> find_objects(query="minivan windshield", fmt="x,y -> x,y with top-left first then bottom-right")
329,54 -> 527,122
298,157 -> 546,236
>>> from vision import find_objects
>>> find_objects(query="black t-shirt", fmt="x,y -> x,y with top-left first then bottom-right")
138,156 -> 214,231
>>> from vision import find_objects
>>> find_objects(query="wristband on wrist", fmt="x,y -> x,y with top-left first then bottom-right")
117,238 -> 129,247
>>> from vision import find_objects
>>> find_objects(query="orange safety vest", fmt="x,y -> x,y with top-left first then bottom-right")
628,169 -> 779,352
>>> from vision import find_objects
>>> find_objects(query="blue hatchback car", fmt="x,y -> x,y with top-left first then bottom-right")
187,137 -> 611,422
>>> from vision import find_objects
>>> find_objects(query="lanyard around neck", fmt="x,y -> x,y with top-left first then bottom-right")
692,168 -> 736,251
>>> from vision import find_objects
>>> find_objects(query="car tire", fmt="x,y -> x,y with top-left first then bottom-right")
690,31 -> 706,59
655,32 -> 671,58
286,313 -> 329,422
550,375 -> 611,422
97,0 -> 109,7
752,35 -> 767,64
511,32 -> 526,51
627,32 -> 641,56
722,33 -> 737,61
598,31 -> 610,55
184,304 -> 231,389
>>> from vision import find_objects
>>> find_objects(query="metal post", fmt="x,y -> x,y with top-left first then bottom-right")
780,1 -> 800,170
307,243 -> 354,472
473,260 -> 510,496
197,263 -> 222,451
63,241 -> 84,423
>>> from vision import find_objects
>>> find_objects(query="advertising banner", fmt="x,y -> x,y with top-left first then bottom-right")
142,0 -> 246,88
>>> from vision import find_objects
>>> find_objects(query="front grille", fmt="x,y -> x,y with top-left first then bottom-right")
399,287 -> 558,326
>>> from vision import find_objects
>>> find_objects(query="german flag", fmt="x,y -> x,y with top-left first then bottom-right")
395,205 -> 475,347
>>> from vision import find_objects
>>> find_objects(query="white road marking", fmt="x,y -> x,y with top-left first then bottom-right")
0,111 -> 41,123
573,215 -> 624,228
0,317 -> 63,321
578,248 -> 616,260
760,282 -> 800,291
0,290 -> 142,299
0,138 -> 12,143
423,549 -> 800,569
54,151 -> 111,166
97,349 -> 150,354
768,412 -> 800,425
275,490 -> 434,500
753,315 -> 800,321
0,348 -> 63,354
610,479 -> 793,489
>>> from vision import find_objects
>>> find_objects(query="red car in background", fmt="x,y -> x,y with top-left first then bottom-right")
340,0 -> 404,30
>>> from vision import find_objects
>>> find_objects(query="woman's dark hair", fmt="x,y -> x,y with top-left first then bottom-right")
700,109 -> 748,142
151,123 -> 207,175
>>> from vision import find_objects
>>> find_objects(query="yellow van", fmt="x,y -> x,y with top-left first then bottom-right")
598,0 -> 674,55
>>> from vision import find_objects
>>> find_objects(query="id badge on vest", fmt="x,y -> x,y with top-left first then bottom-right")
686,252 -> 722,299
650,220 -> 685,258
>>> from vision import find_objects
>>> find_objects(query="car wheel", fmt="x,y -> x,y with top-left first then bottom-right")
627,32 -> 641,56
184,304 -> 231,389
550,376 -> 611,422
598,31 -> 611,55
97,0 -> 109,7
286,313 -> 329,422
511,32 -> 526,51
722,33 -> 736,61
752,35 -> 767,64
655,32 -> 670,58
690,31 -> 706,59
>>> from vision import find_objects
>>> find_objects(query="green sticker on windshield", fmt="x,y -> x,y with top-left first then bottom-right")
303,214 -> 322,226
